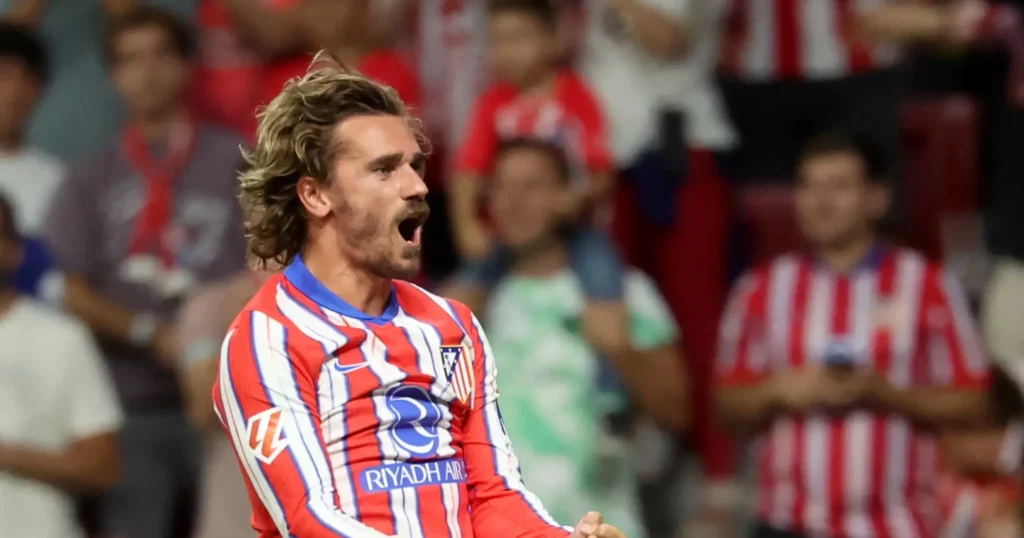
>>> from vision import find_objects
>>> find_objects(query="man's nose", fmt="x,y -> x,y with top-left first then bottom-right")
400,165 -> 429,199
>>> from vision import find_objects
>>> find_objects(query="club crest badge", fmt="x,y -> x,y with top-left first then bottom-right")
440,345 -> 475,404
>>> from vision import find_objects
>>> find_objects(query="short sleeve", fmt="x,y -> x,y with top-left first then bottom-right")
61,318 -> 123,439
923,267 -> 989,389
625,272 -> 679,350
716,270 -> 769,385
454,90 -> 503,175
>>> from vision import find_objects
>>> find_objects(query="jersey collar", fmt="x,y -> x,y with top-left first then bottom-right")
283,254 -> 400,324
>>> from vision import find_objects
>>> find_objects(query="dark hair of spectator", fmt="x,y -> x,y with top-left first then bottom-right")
239,51 -> 426,269
0,192 -> 17,242
487,0 -> 559,30
798,131 -> 890,186
494,137 -> 572,184
0,22 -> 49,84
102,6 -> 196,65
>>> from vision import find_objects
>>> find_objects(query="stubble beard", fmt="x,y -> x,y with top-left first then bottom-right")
338,200 -> 420,281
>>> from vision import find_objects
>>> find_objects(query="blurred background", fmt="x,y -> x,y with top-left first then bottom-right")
1,0 -> 1024,537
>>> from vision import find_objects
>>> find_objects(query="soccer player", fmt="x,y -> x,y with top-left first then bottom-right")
212,58 -> 628,538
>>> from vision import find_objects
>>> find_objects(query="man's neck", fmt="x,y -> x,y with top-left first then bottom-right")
510,239 -> 569,278
0,130 -> 23,155
132,106 -> 187,142
302,241 -> 392,317
516,69 -> 558,97
817,234 -> 877,273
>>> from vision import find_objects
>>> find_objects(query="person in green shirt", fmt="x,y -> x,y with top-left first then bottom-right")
478,137 -> 689,538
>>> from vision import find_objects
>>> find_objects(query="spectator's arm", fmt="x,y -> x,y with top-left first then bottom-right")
609,0 -> 689,59
4,0 -> 46,26
859,0 -> 983,47
713,271 -> 780,432
218,0 -> 303,59
942,423 -> 1023,476
42,166 -> 176,362
585,273 -> 688,431
872,269 -> 990,427
0,320 -> 121,493
450,93 -> 501,260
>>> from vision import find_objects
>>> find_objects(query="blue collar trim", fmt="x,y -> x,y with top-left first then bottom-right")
282,254 -> 399,324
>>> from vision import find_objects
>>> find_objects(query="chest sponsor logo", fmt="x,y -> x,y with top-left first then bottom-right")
385,385 -> 444,458
440,345 -> 474,404
360,458 -> 467,493
246,407 -> 289,465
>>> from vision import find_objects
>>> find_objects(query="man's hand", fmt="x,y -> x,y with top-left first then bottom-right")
774,365 -> 830,412
570,512 -> 627,538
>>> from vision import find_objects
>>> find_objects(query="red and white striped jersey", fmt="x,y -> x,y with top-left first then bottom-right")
212,256 -> 571,538
721,0 -> 900,81
716,247 -> 989,538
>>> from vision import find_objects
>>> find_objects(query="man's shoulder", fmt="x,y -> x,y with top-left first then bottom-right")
394,280 -> 478,325
7,298 -> 93,344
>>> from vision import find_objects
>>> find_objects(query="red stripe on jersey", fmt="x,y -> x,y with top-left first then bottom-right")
836,0 -> 873,72
787,261 -> 812,531
827,275 -> 852,534
775,0 -> 801,79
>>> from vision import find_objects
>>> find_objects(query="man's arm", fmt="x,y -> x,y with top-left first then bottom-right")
452,305 -> 571,538
215,310 -> 392,538
0,320 -> 121,493
608,0 -> 689,59
870,268 -> 990,427
449,93 -> 501,261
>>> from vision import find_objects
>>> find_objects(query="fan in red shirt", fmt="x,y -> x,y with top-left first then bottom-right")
448,0 -> 614,263
715,133 -> 991,538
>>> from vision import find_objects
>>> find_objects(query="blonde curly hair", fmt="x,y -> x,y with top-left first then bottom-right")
238,52 -> 427,269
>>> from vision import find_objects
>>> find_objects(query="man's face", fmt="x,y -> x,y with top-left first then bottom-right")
319,114 -> 429,280
0,57 -> 41,142
489,147 -> 566,251
488,11 -> 557,86
795,152 -> 888,249
111,25 -> 190,117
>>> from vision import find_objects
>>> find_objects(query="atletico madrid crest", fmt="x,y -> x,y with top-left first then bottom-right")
440,345 -> 474,404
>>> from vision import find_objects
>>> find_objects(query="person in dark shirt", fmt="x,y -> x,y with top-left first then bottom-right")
42,7 -> 246,538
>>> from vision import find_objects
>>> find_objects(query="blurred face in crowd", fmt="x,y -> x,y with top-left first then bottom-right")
795,150 -> 889,250
489,146 -> 567,252
110,24 -> 191,119
488,10 -> 559,87
299,114 -> 429,280
0,56 -> 41,144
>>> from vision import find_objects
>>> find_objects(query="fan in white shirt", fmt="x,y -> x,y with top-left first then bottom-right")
0,21 -> 64,236
0,192 -> 122,538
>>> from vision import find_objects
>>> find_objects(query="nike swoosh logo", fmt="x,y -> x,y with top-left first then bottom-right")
333,362 -> 370,374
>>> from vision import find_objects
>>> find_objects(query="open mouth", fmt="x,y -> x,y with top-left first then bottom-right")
397,214 -> 427,246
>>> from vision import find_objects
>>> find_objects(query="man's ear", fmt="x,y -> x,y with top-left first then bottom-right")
297,176 -> 332,218
867,183 -> 891,220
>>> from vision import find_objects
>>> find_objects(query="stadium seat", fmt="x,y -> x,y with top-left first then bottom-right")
900,96 -> 981,261
734,183 -> 803,264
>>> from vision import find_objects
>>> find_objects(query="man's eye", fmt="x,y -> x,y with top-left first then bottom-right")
374,166 -> 395,176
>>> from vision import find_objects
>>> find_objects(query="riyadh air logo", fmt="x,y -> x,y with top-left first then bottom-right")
246,407 -> 289,465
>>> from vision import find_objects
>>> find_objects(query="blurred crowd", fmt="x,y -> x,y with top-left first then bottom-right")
1,0 -> 1024,537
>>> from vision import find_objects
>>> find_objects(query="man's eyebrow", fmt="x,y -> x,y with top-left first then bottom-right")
366,152 -> 405,171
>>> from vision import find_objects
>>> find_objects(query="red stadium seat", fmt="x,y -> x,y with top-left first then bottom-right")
900,96 -> 981,260
734,183 -> 804,265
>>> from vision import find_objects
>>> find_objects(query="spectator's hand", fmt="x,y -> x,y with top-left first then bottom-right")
774,365 -> 830,412
456,222 -> 492,261
816,368 -> 883,409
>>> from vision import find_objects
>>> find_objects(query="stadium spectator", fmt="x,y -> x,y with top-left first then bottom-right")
0,192 -> 123,538
267,0 -> 422,110
480,137 -> 687,538
190,0 -> 306,136
449,0 -> 617,263
176,269 -> 269,538
715,132 -> 990,538
41,7 -> 246,538
719,0 -> 904,181
447,2 -> 627,370
575,0 -> 739,522
0,22 -> 62,235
